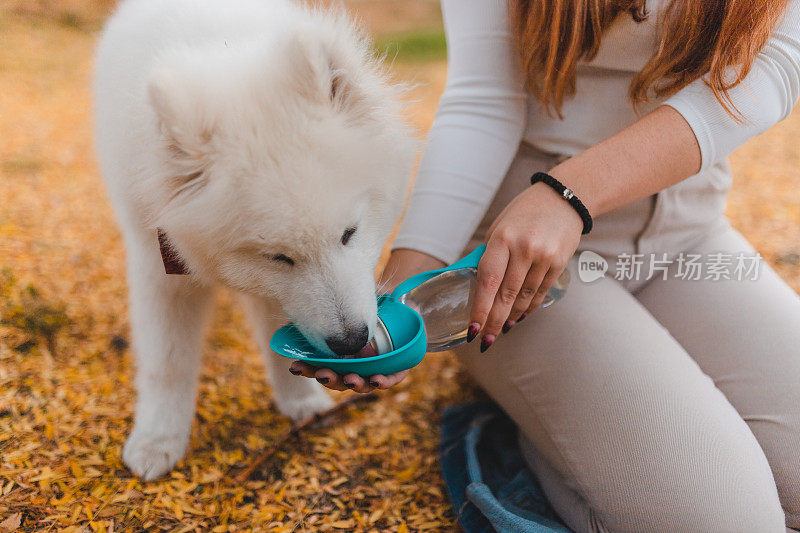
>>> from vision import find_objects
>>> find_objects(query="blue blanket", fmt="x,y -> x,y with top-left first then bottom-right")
439,402 -> 572,533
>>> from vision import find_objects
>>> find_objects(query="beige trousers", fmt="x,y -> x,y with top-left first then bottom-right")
456,144 -> 800,532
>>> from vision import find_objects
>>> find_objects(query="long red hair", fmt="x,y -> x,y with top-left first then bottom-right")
509,0 -> 792,118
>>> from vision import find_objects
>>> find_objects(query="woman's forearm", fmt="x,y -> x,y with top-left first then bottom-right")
550,105 -> 701,217
386,106 -> 698,285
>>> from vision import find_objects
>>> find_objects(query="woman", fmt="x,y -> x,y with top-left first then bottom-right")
292,0 -> 800,530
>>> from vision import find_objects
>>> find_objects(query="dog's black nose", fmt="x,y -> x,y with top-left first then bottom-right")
325,324 -> 369,356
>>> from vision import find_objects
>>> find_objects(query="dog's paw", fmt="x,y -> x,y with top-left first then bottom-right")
274,387 -> 335,422
123,429 -> 188,481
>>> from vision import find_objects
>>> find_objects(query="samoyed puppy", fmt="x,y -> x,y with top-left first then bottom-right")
93,0 -> 416,479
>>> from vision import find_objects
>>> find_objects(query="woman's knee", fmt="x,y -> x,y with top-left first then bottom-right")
731,377 -> 800,528
513,382 -> 788,532
784,495 -> 800,530
593,460 -> 786,533
679,495 -> 785,533
522,429 -> 786,533
770,445 -> 800,529
624,501 -> 784,533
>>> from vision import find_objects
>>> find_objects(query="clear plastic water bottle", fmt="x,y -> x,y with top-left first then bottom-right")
367,265 -> 570,355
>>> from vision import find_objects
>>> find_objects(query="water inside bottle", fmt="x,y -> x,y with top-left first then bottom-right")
397,268 -> 476,351
397,266 -> 570,352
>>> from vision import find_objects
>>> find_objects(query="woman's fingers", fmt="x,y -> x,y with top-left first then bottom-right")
288,361 -> 408,392
341,373 -> 374,393
288,362 -> 345,391
289,361 -> 317,378
469,240 -> 509,339
313,367 -> 349,391
479,249 -> 532,350
369,370 -> 410,389
525,263 -> 565,314
506,259 -> 549,325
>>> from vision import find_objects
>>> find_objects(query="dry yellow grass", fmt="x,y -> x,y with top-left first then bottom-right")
1,1 -> 798,531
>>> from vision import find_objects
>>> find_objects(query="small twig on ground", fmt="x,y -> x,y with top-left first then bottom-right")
234,393 -> 378,482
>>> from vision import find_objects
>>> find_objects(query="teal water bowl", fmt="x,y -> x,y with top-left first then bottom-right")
270,245 -> 488,377
270,294 -> 428,376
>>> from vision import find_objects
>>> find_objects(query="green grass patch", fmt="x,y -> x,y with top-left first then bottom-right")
374,29 -> 447,63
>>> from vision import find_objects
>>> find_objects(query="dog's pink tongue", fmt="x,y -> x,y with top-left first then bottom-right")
352,343 -> 378,358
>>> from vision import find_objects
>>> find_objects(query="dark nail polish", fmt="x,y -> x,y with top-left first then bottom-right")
316,377 -> 329,384
289,368 -> 301,376
480,334 -> 495,353
344,381 -> 355,389
517,313 -> 527,323
369,381 -> 380,388
466,323 -> 481,343
502,320 -> 515,334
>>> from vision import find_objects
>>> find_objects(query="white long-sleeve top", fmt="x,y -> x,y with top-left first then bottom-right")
393,0 -> 800,264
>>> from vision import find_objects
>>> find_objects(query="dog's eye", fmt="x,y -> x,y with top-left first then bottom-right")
270,253 -> 295,266
341,226 -> 357,246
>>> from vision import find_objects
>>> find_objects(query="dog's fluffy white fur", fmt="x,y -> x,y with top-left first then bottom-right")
93,0 -> 415,479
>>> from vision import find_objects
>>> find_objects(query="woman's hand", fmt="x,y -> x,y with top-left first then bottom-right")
468,179 -> 584,352
289,248 -> 446,393
288,362 -> 410,393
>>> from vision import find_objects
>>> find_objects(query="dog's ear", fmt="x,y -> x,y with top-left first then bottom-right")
328,64 -> 367,118
148,66 -> 214,204
287,29 -> 372,122
148,66 -> 215,163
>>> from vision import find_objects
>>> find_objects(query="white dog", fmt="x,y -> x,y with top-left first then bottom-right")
93,0 -> 415,480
